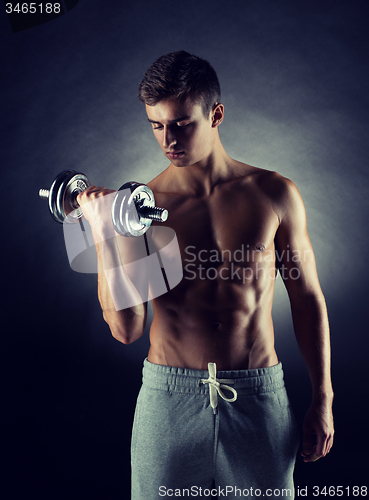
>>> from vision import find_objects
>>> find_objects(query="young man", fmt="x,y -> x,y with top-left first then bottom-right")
78,51 -> 334,499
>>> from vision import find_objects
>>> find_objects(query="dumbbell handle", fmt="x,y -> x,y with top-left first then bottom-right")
39,188 -> 50,199
137,204 -> 168,222
38,187 -> 168,223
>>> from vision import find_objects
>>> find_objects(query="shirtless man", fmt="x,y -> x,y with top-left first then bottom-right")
78,51 -> 334,499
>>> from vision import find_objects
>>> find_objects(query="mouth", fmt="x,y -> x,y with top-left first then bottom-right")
167,151 -> 185,160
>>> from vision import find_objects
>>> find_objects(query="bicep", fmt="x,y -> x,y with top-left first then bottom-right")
274,179 -> 323,303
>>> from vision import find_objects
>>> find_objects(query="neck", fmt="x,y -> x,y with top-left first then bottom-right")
168,141 -> 233,197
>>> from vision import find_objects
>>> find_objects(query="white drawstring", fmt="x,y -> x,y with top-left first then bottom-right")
200,363 -> 238,414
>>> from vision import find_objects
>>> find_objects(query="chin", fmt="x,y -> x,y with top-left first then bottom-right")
171,158 -> 192,167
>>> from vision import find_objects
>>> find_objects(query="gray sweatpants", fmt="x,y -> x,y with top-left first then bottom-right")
131,360 -> 299,499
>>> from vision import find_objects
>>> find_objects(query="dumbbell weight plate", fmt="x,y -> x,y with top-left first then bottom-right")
48,170 -> 74,223
111,182 -> 155,237
48,170 -> 91,223
57,171 -> 91,223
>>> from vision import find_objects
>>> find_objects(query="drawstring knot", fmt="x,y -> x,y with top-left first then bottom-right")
200,363 -> 238,414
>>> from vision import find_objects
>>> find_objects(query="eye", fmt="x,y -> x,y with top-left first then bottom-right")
176,122 -> 190,128
152,124 -> 163,130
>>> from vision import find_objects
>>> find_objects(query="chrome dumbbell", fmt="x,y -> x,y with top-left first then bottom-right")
39,170 -> 168,237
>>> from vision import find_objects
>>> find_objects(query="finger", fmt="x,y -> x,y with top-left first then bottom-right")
82,186 -> 108,197
302,431 -> 315,458
308,433 -> 333,460
324,433 -> 334,455
303,451 -> 321,463
317,427 -> 335,457
76,185 -> 96,204
315,432 -> 326,457
77,187 -> 115,204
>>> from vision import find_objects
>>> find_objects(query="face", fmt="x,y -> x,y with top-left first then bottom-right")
145,96 -> 222,167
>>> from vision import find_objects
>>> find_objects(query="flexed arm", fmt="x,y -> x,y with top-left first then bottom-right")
77,186 -> 148,344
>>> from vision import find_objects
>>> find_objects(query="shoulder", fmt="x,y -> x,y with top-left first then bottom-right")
228,163 -> 306,227
228,160 -> 291,192
146,168 -> 177,206
249,169 -> 304,224
145,168 -> 187,214
146,168 -> 169,192
221,161 -> 304,218
232,162 -> 301,200
248,167 -> 296,196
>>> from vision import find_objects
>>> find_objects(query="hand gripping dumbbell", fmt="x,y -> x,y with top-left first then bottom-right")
39,170 -> 168,237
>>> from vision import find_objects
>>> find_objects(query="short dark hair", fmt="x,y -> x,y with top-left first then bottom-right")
138,51 -> 221,117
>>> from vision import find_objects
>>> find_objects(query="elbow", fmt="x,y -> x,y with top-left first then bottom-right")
290,291 -> 328,324
102,312 -> 145,344
111,328 -> 137,344
289,288 -> 326,313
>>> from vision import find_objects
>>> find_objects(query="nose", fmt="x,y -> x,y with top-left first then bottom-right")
163,126 -> 177,149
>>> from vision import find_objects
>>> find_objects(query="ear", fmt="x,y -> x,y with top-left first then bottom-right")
211,103 -> 224,128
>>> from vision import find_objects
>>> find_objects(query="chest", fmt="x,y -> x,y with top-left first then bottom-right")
152,186 -> 279,266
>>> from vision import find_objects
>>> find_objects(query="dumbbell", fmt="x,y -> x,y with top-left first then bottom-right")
39,170 -> 168,237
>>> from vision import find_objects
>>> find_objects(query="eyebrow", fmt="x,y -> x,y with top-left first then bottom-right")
148,115 -> 191,125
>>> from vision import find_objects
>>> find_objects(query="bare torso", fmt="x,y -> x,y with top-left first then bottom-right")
146,161 -> 281,371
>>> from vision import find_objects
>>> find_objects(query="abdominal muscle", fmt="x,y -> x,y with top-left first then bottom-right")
147,272 -> 279,371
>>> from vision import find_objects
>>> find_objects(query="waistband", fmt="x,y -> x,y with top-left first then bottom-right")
142,358 -> 285,396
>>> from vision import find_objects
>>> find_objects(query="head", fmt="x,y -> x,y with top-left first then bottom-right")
138,51 -> 221,119
139,51 -> 224,167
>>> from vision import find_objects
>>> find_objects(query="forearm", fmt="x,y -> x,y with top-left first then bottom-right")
290,290 -> 335,460
76,188 -> 148,343
96,237 -> 147,344
290,290 -> 333,402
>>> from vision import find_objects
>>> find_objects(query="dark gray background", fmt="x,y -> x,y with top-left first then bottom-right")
1,0 -> 368,497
